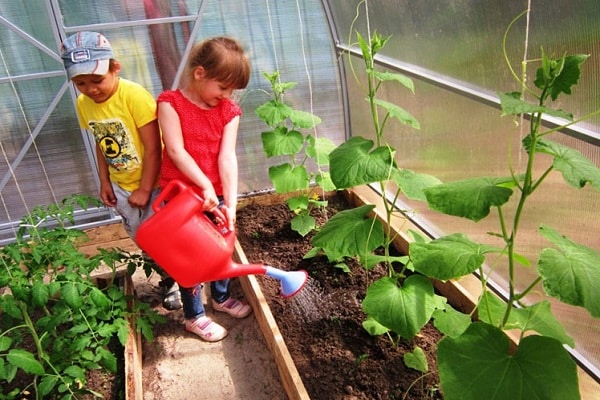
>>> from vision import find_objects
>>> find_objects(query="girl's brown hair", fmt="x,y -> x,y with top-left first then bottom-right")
186,36 -> 250,89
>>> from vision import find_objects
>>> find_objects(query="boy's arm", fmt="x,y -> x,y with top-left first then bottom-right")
96,143 -> 116,207
128,119 -> 161,208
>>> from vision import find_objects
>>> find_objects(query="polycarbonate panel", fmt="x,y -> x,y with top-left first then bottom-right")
329,0 -> 600,131
334,0 -> 600,389
0,0 -> 345,241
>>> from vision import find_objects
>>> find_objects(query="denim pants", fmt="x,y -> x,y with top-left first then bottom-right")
180,280 -> 231,320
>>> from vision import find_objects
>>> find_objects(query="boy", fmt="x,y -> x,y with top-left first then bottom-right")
61,31 -> 182,309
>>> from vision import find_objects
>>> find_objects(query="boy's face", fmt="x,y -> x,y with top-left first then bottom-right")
71,70 -> 119,103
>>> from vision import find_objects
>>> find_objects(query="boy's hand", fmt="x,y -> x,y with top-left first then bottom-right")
128,188 -> 151,209
100,183 -> 117,207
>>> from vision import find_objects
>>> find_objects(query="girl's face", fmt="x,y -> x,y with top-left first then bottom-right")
71,70 -> 119,103
193,67 -> 234,108
198,79 -> 234,108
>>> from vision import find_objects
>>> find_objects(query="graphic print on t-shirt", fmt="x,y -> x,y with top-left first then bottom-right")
89,119 -> 140,171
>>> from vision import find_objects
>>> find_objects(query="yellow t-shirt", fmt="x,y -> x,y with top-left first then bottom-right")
77,78 -> 157,191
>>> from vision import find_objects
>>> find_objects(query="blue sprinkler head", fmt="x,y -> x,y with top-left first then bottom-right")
264,266 -> 308,298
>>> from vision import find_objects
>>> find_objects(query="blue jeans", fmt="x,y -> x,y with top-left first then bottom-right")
180,280 -> 230,320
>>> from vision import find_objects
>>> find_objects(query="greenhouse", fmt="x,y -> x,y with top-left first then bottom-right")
1,0 -> 599,399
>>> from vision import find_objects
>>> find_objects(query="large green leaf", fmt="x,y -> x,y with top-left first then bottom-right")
424,176 -> 516,222
432,303 -> 472,338
373,70 -> 414,93
291,214 -> 315,237
438,322 -> 579,400
362,275 -> 436,339
7,349 -> 44,375
288,109 -> 321,129
314,171 -> 336,191
38,375 -> 59,398
255,100 -> 293,127
31,281 -> 49,307
538,225 -> 600,317
305,135 -> 336,166
394,169 -> 443,201
62,281 -> 83,309
268,164 -> 310,193
261,126 -> 304,158
499,91 -> 547,116
329,136 -> 396,189
404,347 -> 428,373
312,204 -> 384,260
534,54 -> 588,101
525,137 -> 600,190
410,233 -> 488,280
477,292 -> 574,346
372,98 -> 420,129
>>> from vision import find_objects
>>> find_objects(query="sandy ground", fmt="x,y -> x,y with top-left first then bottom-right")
132,269 -> 287,400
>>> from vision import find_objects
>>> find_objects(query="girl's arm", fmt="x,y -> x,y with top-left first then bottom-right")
218,115 -> 240,230
128,119 -> 161,208
157,101 -> 219,210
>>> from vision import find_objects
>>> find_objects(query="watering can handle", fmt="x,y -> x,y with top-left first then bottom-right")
151,179 -> 230,231
152,179 -> 187,213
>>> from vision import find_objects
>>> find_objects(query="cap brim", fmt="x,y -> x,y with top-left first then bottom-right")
67,59 -> 110,79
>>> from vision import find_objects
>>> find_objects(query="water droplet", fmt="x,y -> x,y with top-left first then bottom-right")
287,277 -> 327,324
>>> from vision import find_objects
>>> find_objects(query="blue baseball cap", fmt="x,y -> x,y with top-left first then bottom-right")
61,31 -> 114,79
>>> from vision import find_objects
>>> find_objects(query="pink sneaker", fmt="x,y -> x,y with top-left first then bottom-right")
185,316 -> 228,342
212,298 -> 252,318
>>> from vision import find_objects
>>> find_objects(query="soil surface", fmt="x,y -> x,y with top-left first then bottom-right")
235,192 -> 443,400
133,270 -> 286,400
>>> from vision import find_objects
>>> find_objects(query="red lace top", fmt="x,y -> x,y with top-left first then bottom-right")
157,90 -> 242,195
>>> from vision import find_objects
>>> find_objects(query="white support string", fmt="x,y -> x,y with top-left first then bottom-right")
265,0 -> 280,75
0,46 -> 60,232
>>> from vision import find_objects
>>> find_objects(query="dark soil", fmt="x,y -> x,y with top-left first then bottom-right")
236,192 -> 443,400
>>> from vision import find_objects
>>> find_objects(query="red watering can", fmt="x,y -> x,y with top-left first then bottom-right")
136,179 -> 307,298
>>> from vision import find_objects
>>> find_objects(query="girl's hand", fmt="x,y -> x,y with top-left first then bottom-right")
221,205 -> 236,232
201,187 -> 219,211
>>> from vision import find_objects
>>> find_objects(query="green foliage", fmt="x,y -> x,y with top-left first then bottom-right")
317,5 -> 599,400
437,323 -> 579,400
256,71 -> 337,236
0,197 -> 165,399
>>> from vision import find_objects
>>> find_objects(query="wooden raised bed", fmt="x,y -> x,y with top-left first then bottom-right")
81,185 -> 598,399
233,185 -> 600,400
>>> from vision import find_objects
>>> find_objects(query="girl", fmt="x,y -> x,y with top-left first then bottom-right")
157,36 -> 252,342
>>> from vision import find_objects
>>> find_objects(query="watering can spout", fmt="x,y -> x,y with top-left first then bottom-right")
221,263 -> 308,298
264,266 -> 308,298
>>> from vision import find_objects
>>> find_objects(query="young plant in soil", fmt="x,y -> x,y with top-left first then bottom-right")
0,195 -> 164,399
256,71 -> 337,236
315,6 -> 600,400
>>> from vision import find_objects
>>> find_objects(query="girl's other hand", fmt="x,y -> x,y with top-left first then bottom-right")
221,205 -> 236,231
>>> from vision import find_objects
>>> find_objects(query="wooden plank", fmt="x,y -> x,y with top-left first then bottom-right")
124,274 -> 143,400
79,223 -> 139,256
234,240 -> 311,400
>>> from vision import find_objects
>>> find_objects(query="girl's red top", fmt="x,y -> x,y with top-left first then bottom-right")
157,89 -> 241,195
